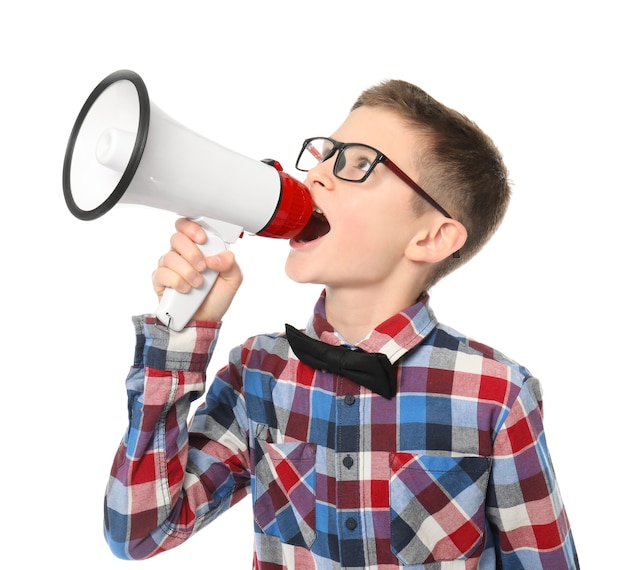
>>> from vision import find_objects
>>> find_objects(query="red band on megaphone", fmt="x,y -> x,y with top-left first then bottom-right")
258,169 -> 313,239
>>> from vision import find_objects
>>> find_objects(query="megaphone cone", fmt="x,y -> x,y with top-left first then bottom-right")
63,69 -> 313,330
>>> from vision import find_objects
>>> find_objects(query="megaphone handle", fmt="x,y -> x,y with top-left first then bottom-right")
155,218 -> 242,332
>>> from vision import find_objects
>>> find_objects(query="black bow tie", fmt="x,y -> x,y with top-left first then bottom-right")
285,324 -> 397,399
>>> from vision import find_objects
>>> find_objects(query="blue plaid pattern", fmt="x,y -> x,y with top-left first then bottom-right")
104,292 -> 579,568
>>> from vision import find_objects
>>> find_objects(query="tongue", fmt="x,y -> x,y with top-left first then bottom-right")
294,210 -> 331,243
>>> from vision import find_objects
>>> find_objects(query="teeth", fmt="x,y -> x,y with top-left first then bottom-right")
313,207 -> 324,215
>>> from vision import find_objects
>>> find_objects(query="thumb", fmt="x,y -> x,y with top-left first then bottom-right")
206,250 -> 242,284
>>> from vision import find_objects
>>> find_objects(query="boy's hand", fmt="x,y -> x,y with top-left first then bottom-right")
152,218 -> 243,323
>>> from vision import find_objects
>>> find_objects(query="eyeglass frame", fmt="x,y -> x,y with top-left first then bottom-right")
296,137 -> 461,259
296,136 -> 455,219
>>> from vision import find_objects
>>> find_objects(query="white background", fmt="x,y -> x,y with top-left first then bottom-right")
1,1 -> 623,567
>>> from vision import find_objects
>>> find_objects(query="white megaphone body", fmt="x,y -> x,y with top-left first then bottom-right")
63,70 -> 313,331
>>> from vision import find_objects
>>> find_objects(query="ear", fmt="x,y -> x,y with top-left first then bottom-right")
405,218 -> 467,263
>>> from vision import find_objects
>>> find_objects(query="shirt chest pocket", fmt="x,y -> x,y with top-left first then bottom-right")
252,425 -> 317,549
390,452 -> 491,565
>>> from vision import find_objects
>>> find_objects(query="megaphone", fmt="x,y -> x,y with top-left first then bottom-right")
63,69 -> 312,331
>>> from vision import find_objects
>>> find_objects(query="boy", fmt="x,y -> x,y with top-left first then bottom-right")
104,80 -> 579,568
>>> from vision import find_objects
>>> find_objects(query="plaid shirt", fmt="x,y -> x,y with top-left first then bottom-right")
104,292 -> 578,569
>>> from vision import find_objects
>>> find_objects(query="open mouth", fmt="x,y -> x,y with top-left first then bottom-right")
293,207 -> 331,243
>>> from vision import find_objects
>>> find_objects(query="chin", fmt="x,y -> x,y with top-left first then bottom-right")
284,266 -> 315,285
285,257 -> 322,285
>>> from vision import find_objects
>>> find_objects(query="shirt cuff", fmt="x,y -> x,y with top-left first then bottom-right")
132,314 -> 221,372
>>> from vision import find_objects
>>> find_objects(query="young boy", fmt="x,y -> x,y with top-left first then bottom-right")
104,80 -> 579,568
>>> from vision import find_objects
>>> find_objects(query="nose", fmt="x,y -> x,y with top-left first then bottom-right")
306,156 -> 336,190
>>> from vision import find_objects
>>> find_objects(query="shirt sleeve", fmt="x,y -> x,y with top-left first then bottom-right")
487,376 -> 579,569
104,316 -> 251,560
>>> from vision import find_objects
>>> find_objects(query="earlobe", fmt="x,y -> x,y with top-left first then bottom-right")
405,219 -> 467,263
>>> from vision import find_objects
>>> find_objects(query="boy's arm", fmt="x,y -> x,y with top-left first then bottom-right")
103,316 -> 250,560
487,377 -> 579,569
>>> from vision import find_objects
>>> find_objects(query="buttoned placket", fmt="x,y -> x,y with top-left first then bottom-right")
335,376 -> 365,567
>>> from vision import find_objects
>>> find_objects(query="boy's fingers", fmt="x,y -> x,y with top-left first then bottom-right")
153,251 -> 203,293
170,232 -> 207,272
174,217 -> 207,244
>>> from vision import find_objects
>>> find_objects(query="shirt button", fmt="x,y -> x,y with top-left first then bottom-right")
344,393 -> 356,405
343,456 -> 354,469
345,517 -> 357,531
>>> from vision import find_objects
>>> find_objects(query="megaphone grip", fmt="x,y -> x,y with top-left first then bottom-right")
155,218 -> 242,331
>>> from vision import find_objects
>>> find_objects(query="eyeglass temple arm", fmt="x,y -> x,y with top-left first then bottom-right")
382,158 -> 461,259
382,159 -> 453,219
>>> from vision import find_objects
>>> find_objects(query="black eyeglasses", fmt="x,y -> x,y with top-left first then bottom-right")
296,137 -> 454,220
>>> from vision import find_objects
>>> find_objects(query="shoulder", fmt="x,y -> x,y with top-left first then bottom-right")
402,323 -> 540,408
437,321 -> 528,367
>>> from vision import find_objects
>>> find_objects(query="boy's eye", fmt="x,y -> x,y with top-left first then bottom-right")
354,156 -> 374,172
338,146 -> 377,179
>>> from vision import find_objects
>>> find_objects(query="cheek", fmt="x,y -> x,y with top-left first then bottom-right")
336,198 -> 388,234
337,200 -> 413,248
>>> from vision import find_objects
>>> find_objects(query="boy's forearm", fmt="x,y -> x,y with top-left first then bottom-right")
103,316 -> 220,560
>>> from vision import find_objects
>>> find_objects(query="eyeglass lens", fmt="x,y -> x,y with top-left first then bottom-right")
298,138 -> 379,182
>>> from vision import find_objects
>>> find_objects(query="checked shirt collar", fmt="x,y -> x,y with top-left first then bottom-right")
305,290 -> 438,366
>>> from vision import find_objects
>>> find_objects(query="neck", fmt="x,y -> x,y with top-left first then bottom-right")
323,284 -> 424,345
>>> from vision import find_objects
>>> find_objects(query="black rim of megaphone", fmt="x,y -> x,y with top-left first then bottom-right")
62,69 -> 150,221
